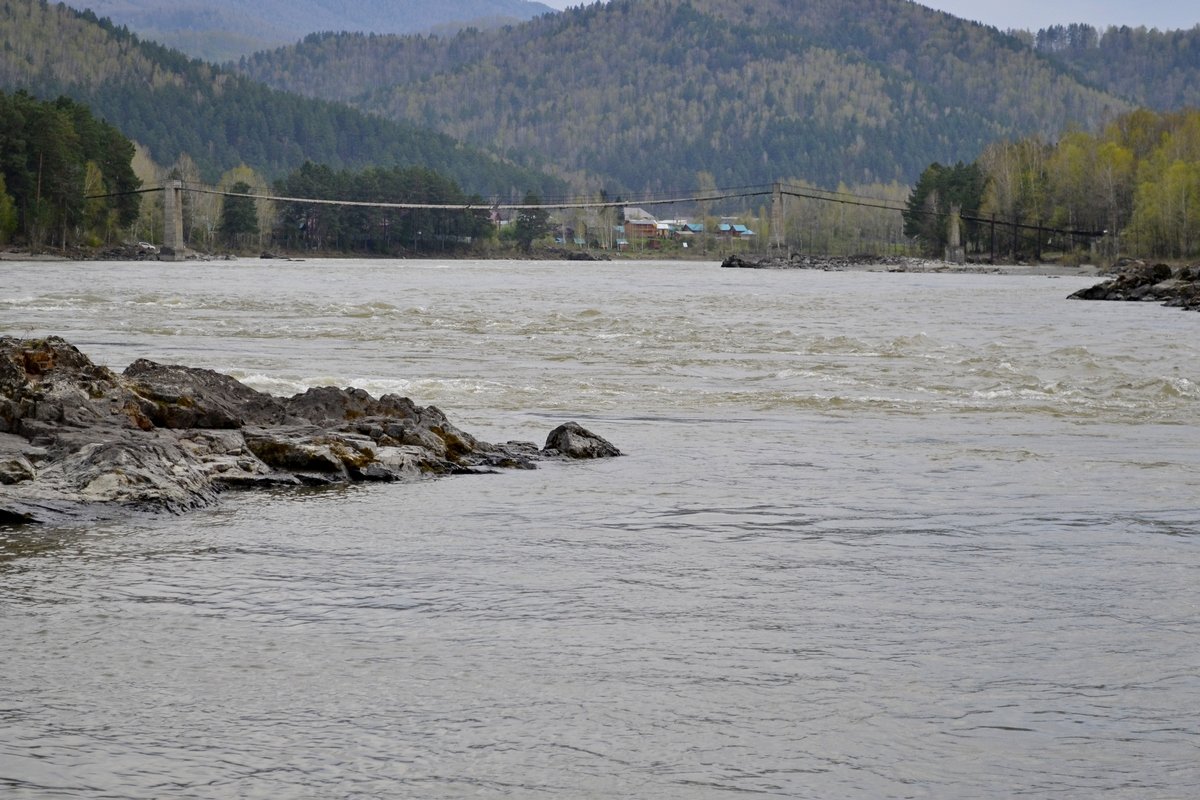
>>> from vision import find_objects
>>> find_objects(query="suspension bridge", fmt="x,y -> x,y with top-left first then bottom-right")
114,180 -> 1106,261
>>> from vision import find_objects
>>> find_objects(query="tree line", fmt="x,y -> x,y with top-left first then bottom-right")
903,108 -> 1200,260
5,87 -> 1198,262
1029,23 -> 1200,112
270,162 -> 492,254
130,154 -> 530,256
0,88 -> 514,255
0,90 -> 140,247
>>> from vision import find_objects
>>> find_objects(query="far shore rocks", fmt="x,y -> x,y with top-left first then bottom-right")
0,337 -> 620,524
1069,260 -> 1200,311
542,247 -> 611,262
721,253 -> 971,271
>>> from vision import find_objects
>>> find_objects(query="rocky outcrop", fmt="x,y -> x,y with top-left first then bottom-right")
1069,261 -> 1200,310
0,337 -> 620,524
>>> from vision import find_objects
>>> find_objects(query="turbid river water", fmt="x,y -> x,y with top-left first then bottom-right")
1,258 -> 1198,798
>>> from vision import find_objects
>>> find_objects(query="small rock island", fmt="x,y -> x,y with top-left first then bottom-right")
1069,261 -> 1200,310
0,337 -> 620,524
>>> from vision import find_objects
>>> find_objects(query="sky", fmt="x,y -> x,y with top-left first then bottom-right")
538,0 -> 1200,31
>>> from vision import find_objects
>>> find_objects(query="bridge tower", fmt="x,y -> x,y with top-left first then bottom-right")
945,203 -> 965,264
771,182 -> 785,253
161,180 -> 189,261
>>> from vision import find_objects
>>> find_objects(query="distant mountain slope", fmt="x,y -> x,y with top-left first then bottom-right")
76,0 -> 556,61
0,0 -> 559,196
1032,23 -> 1200,110
238,0 -> 1132,193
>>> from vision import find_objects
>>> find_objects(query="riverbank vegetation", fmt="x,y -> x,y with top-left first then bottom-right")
271,162 -> 492,254
903,108 -> 1200,261
9,105 -> 1200,263
6,0 -> 1200,262
0,91 -> 140,248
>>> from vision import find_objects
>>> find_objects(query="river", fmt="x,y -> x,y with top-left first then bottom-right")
1,258 -> 1198,798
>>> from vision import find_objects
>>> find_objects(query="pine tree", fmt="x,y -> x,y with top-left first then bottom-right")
218,181 -> 259,248
514,190 -> 549,252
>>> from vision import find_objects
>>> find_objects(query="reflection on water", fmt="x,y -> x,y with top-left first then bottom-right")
1,526 -> 81,563
1,259 -> 1198,798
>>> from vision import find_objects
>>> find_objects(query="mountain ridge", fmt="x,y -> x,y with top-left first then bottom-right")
237,0 -> 1136,193
0,0 -> 561,197
1029,23 -> 1200,110
75,0 -> 558,62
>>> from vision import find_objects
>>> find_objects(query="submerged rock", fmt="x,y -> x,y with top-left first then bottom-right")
0,337 -> 620,524
1069,261 -> 1200,310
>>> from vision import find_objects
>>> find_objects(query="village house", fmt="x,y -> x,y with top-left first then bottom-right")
622,207 -> 659,240
546,206 -> 754,250
718,221 -> 756,238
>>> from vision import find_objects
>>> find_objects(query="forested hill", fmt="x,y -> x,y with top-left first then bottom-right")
0,0 -> 559,197
1031,24 -> 1200,110
238,0 -> 1132,193
77,0 -> 557,62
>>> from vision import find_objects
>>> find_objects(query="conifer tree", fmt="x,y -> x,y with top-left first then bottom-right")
218,181 -> 259,248
514,190 -> 550,252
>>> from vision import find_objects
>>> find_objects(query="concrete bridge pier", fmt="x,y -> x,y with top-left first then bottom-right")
771,182 -> 785,253
945,203 -> 965,264
161,180 -> 189,261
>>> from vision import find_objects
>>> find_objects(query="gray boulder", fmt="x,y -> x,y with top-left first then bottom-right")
543,422 -> 623,459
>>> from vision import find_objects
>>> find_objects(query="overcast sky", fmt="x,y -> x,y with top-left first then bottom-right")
539,1 -> 1199,31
